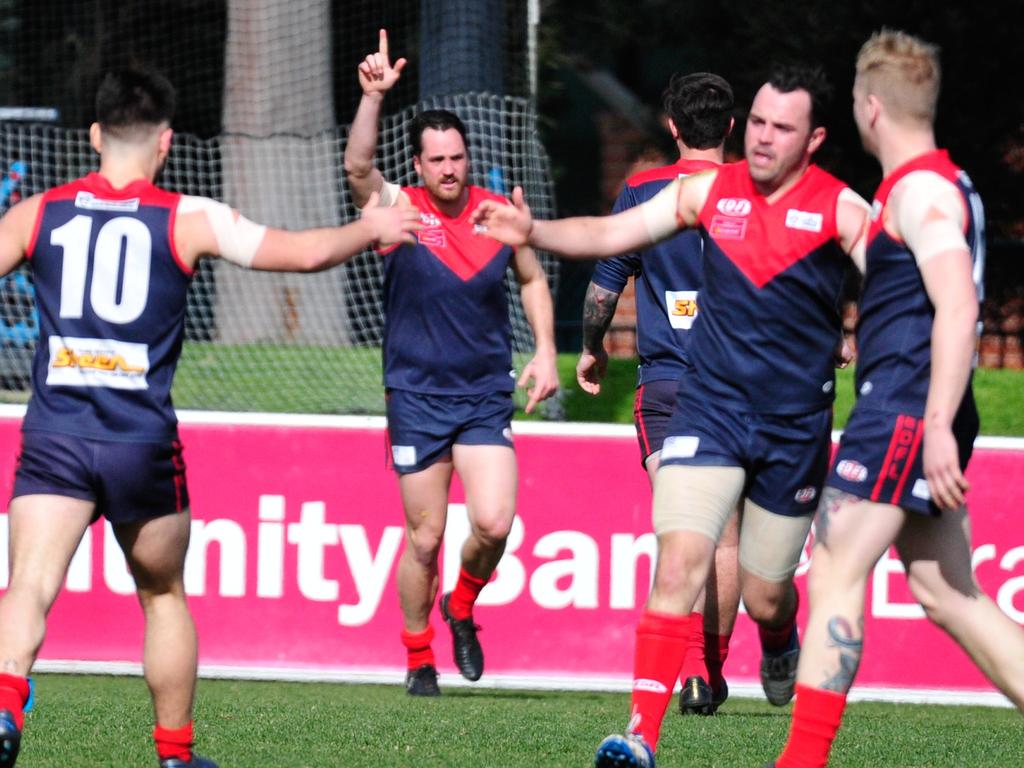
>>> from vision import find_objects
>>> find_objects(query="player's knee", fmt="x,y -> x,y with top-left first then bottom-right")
741,580 -> 792,626
652,539 -> 708,597
470,507 -> 515,546
405,524 -> 444,563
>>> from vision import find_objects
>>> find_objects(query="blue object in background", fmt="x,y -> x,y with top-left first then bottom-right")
24,677 -> 34,713
486,166 -> 507,195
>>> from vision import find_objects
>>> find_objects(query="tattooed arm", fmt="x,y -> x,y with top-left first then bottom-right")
576,281 -> 621,395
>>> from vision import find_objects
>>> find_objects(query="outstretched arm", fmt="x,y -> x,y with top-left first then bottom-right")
576,282 -> 620,395
512,245 -> 559,413
343,28 -> 408,208
176,191 -> 420,272
472,174 -> 713,260
0,195 -> 41,277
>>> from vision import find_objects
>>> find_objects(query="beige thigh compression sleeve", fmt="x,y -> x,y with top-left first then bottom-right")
739,500 -> 813,582
652,465 -> 745,541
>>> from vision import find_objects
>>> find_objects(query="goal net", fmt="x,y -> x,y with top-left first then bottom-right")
0,0 -> 556,415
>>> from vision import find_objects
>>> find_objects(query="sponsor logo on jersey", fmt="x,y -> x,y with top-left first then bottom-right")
391,445 -> 417,467
716,197 -> 751,216
46,336 -> 149,390
709,215 -> 747,240
74,191 -> 140,212
836,459 -> 868,483
661,435 -> 700,460
664,290 -> 699,330
420,213 -> 441,227
860,381 -> 874,396
821,380 -> 834,394
785,208 -> 823,232
794,485 -> 817,504
418,228 -> 446,248
502,427 -> 513,442
911,478 -> 932,500
633,678 -> 668,694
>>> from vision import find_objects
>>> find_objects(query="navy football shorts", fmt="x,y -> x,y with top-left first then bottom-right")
12,429 -> 189,524
633,378 -> 679,467
385,389 -> 514,475
828,402 -> 978,515
658,367 -> 832,517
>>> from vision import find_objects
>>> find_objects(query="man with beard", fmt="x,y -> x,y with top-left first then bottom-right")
344,29 -> 559,696
473,65 -> 870,768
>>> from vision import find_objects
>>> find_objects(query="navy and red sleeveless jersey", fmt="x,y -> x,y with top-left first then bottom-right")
382,185 -> 516,394
689,161 -> 850,414
855,150 -> 984,413
23,173 -> 192,441
592,159 -> 719,384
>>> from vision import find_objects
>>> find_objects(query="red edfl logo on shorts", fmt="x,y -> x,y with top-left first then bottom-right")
836,459 -> 868,483
794,486 -> 817,504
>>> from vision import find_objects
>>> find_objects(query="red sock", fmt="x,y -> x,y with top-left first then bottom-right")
704,632 -> 731,692
0,673 -> 29,730
447,567 -> 488,620
678,611 -> 707,682
775,684 -> 847,768
153,721 -> 194,763
760,592 -> 799,652
629,610 -> 693,751
401,625 -> 436,670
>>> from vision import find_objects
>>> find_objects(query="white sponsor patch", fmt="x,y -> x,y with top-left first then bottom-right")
502,427 -> 513,442
75,191 -> 140,212
821,380 -> 834,394
860,381 -> 874,396
391,445 -> 417,467
912,478 -> 932,500
785,208 -> 823,232
46,336 -> 149,390
716,197 -> 751,216
836,460 -> 868,483
632,678 -> 668,694
660,435 -> 700,460
664,290 -> 699,329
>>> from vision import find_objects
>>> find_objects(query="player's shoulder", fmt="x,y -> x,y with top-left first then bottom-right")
626,163 -> 685,189
466,185 -> 509,205
804,163 -> 851,195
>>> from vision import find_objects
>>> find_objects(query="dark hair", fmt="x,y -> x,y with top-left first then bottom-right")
765,64 -> 832,129
407,109 -> 468,155
95,68 -> 175,139
663,72 -> 734,150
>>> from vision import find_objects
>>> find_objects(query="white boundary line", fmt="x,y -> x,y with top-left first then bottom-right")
31,659 -> 1013,708
1,404 -> 1022,448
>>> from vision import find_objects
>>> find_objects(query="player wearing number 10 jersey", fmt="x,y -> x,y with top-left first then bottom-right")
0,68 -> 419,768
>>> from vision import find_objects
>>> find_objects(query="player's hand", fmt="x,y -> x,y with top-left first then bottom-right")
471,186 -> 533,246
358,29 -> 407,96
360,191 -> 421,247
575,348 -> 608,395
922,422 -> 969,511
518,351 -> 559,413
834,334 -> 854,369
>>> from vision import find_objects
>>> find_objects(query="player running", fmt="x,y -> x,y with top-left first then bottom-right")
344,29 -> 559,696
577,71 -> 741,716
473,65 -> 870,768
0,68 -> 419,767
768,30 -> 1024,768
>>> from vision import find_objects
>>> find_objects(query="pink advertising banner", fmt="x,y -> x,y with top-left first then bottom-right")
0,408 -> 1021,700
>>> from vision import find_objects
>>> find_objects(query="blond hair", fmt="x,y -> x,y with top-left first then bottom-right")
856,29 -> 940,125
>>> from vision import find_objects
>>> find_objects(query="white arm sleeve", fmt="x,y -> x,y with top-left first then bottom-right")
178,195 -> 267,268
891,171 -> 968,267
377,181 -> 403,208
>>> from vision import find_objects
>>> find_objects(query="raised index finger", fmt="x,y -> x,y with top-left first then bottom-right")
379,28 -> 389,60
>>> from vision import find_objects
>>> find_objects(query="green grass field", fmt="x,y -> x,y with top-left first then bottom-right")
19,673 -> 1023,767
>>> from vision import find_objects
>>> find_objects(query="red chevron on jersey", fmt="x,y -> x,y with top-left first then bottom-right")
625,158 -> 720,188
403,185 -> 507,281
699,162 -> 843,288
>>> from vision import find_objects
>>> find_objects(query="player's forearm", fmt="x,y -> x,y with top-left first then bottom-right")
581,282 -> 620,353
925,299 -> 978,429
344,93 -> 385,203
255,221 -> 376,272
520,274 -> 557,356
530,212 -> 650,260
